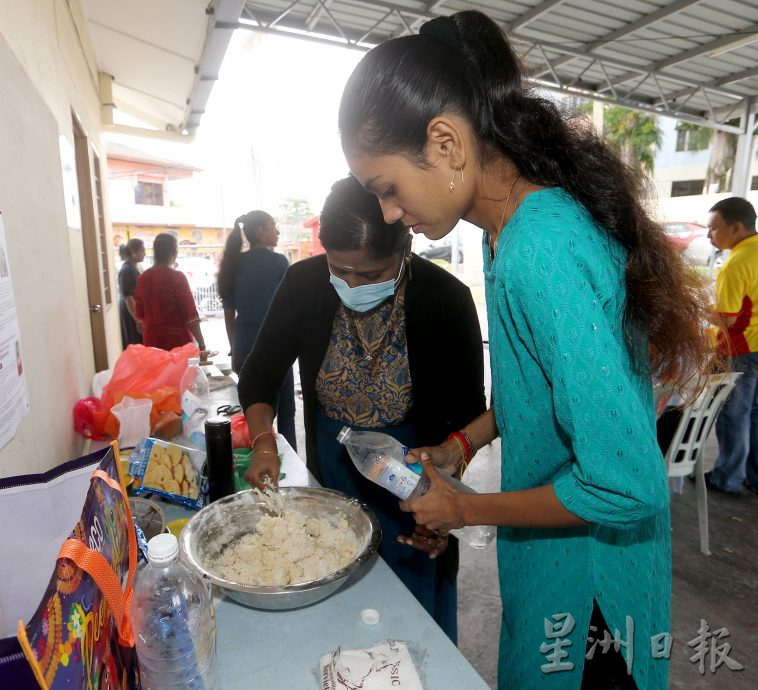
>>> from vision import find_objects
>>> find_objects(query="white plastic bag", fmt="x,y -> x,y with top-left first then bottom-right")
319,640 -> 427,690
111,396 -> 152,448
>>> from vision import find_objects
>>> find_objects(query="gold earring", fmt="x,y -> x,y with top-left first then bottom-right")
461,166 -> 465,185
449,166 -> 458,192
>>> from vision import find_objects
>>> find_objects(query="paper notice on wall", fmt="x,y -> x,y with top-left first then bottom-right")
0,214 -> 29,451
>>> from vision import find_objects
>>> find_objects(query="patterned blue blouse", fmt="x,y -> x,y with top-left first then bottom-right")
484,188 -> 670,690
316,288 -> 413,427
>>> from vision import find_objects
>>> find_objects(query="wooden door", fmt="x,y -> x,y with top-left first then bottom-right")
72,113 -> 109,371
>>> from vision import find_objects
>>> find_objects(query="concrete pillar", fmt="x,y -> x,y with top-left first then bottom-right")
593,100 -> 605,138
731,97 -> 756,198
98,72 -> 114,126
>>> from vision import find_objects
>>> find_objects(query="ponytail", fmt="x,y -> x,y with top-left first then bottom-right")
217,211 -> 276,302
339,10 -> 713,388
217,217 -> 245,302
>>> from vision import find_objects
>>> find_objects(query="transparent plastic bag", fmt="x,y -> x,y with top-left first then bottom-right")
111,396 -> 153,448
319,640 -> 427,690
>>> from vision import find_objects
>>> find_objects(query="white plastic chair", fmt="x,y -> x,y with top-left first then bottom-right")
664,372 -> 741,555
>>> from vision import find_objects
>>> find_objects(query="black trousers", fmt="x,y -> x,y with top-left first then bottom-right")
581,601 -> 639,690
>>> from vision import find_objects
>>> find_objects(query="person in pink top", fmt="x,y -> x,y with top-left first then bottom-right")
135,233 -> 207,352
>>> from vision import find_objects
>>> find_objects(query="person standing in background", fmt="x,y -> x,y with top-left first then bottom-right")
705,197 -> 758,495
135,233 -> 207,353
217,211 -> 296,450
118,238 -> 145,348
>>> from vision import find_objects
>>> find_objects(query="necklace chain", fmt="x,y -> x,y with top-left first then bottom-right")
490,174 -> 522,258
349,292 -> 400,362
498,174 -> 522,232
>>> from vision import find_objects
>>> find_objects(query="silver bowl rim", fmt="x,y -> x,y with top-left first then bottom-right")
179,486 -> 382,594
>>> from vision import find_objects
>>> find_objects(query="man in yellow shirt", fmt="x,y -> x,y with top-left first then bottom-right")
706,197 -> 758,495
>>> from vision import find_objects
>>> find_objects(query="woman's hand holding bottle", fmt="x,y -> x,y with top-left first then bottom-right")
399,456 -> 466,533
405,439 -> 461,475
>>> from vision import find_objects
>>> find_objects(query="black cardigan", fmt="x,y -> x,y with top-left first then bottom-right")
238,253 -> 486,483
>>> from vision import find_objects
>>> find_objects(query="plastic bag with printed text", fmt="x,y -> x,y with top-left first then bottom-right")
130,437 -> 207,510
319,640 -> 427,690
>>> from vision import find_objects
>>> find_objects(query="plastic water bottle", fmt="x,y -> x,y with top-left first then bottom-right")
337,427 -> 495,549
180,357 -> 210,449
131,533 -> 218,690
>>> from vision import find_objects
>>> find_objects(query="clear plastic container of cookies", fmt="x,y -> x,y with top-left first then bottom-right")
130,438 -> 208,510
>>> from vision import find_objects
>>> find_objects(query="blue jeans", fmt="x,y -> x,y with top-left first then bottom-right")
710,351 -> 758,492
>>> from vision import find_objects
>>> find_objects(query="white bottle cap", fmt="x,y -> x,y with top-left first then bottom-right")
188,357 -> 200,366
360,608 -> 380,625
147,533 -> 179,564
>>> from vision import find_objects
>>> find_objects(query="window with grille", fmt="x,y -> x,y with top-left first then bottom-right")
671,180 -> 705,197
135,181 -> 164,205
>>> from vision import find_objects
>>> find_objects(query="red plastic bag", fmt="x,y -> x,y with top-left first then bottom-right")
73,397 -> 107,440
101,343 -> 199,409
231,413 -> 251,449
90,343 -> 198,438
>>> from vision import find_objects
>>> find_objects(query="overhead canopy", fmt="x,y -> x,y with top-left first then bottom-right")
81,0 -> 247,137
231,0 -> 758,135
80,0 -> 758,142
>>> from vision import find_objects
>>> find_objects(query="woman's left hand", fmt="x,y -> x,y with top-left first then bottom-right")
397,523 -> 448,559
400,457 -> 466,532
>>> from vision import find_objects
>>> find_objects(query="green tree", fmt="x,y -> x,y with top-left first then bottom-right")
675,122 -> 712,152
575,102 -> 661,172
278,197 -> 313,224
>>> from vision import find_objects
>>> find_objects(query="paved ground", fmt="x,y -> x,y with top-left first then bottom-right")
205,316 -> 758,689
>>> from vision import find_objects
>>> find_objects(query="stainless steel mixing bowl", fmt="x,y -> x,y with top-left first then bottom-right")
179,487 -> 381,610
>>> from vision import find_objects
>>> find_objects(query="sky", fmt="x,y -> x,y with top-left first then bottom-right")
194,30 -> 364,219
108,30 -> 364,228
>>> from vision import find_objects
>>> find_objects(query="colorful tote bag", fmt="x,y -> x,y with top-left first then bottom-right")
16,443 -> 139,690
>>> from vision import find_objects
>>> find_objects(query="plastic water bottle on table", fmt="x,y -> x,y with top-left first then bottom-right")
180,357 -> 210,450
131,533 -> 218,689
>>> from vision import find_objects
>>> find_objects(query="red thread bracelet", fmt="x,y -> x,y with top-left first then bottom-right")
447,431 -> 472,462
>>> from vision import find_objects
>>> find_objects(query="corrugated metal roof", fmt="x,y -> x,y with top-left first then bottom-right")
232,0 -> 758,133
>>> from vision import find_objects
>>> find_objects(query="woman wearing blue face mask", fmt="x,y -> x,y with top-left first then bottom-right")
237,176 -> 485,640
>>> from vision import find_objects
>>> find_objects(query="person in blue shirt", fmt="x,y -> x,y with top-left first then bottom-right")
217,211 -> 296,450
338,10 -> 714,690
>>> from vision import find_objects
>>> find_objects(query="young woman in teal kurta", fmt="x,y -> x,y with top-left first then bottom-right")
339,9 -> 713,690
484,188 -> 671,688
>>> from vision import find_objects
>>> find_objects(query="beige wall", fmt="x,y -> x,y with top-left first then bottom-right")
0,0 -> 121,477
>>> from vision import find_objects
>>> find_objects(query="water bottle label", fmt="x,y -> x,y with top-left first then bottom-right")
375,462 -> 421,500
182,391 -> 208,449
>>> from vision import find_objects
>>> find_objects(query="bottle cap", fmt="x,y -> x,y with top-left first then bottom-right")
188,357 -> 200,366
336,427 -> 351,444
406,462 -> 423,476
360,608 -> 380,625
147,533 -> 179,564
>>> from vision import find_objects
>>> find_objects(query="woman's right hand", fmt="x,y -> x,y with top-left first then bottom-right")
406,438 -> 462,476
243,451 -> 280,490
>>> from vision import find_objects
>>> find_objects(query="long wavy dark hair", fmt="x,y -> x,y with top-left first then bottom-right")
217,211 -> 274,302
319,176 -> 409,258
339,10 -> 713,387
